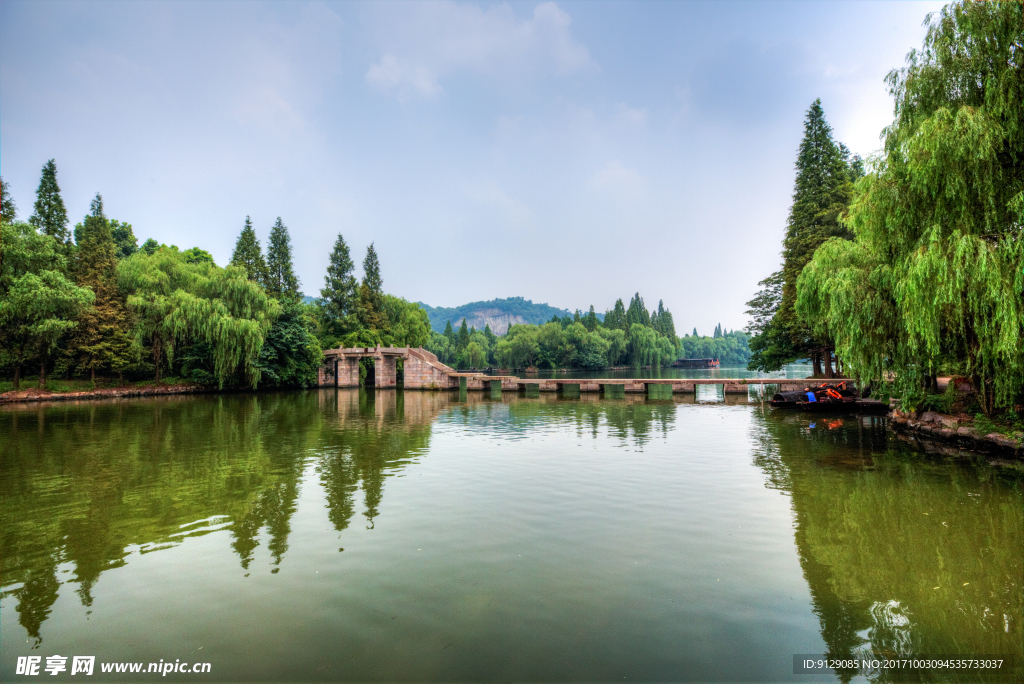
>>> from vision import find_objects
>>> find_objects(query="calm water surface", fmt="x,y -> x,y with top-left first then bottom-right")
1,385 -> 1021,682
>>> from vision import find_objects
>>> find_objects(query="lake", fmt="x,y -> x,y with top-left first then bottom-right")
1,382 -> 1021,682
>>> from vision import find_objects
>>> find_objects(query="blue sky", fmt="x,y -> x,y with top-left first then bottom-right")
0,0 -> 944,335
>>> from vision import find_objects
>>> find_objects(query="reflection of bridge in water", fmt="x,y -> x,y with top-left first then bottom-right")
320,346 -> 832,397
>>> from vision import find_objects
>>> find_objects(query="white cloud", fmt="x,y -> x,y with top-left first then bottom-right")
364,1 -> 593,98
365,54 -> 442,98
615,103 -> 647,126
590,161 -> 649,202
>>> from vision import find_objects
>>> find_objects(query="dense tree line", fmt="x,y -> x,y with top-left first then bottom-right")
749,1 -> 1023,416
422,293 -> 750,370
0,163 -> 428,390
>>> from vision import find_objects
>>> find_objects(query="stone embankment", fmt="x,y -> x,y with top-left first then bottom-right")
889,408 -> 1023,457
0,384 -> 206,405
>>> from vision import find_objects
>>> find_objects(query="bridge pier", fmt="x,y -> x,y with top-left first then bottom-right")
646,383 -> 673,400
373,355 -> 397,388
559,383 -> 581,398
601,383 -> 625,398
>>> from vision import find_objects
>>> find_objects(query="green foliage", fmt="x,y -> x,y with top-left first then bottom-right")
67,195 -> 135,379
319,233 -> 359,341
255,302 -> 322,388
0,223 -> 94,388
604,298 -> 626,330
625,293 -> 651,328
110,220 -> 138,259
651,300 -> 676,339
584,305 -> 599,332
119,248 -> 280,387
28,160 -> 69,244
230,216 -> 268,286
679,330 -> 753,366
381,295 -> 431,348
266,217 -> 300,302
183,247 -> 214,266
796,1 -> 1024,413
141,238 -> 160,255
748,100 -> 858,371
1,177 -> 16,224
418,296 -> 573,333
362,242 -> 382,295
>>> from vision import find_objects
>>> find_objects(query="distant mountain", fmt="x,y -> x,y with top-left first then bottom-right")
418,297 -> 576,335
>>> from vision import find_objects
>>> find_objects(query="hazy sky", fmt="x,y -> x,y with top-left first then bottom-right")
0,0 -> 944,335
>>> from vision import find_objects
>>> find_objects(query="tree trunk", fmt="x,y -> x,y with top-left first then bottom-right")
153,337 -> 163,383
91,365 -> 96,383
812,351 -> 822,377
119,372 -> 124,387
824,350 -> 834,379
39,360 -> 46,389
13,363 -> 20,390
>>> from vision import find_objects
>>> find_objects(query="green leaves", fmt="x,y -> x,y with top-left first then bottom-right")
119,249 -> 280,387
797,0 -> 1024,412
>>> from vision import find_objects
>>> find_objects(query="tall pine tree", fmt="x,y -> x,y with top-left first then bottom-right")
67,194 -> 134,381
29,160 -> 70,245
748,99 -> 856,372
230,216 -> 268,286
265,217 -> 300,301
357,242 -> 387,333
1,177 -> 16,223
320,233 -> 358,332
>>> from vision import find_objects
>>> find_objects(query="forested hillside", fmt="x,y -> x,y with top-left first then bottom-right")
418,297 -> 574,334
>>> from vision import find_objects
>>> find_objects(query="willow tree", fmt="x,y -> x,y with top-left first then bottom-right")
119,248 -> 280,386
797,1 -> 1024,413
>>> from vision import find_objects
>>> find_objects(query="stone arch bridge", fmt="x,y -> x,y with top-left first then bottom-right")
318,346 -> 816,396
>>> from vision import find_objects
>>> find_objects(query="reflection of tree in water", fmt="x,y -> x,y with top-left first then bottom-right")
0,392 -> 326,645
442,393 -> 677,450
750,408 -> 1024,682
316,389 -> 431,532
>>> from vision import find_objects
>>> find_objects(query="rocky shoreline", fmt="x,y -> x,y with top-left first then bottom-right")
888,408 -> 1023,457
0,383 -> 207,405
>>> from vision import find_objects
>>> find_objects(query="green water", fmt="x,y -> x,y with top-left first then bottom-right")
1,389 -> 1021,682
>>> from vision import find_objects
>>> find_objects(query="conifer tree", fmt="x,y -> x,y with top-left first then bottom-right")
29,160 -> 70,245
584,305 -> 599,331
356,242 -> 385,333
362,242 -> 382,294
320,233 -> 358,331
444,320 -> 456,346
748,99 -> 856,371
68,194 -> 134,381
1,177 -> 16,223
604,298 -> 627,330
693,328 -> 698,337
457,318 -> 470,351
230,216 -> 268,286
653,300 -> 676,339
265,217 -> 300,301
625,293 -> 650,328
110,220 -> 138,259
